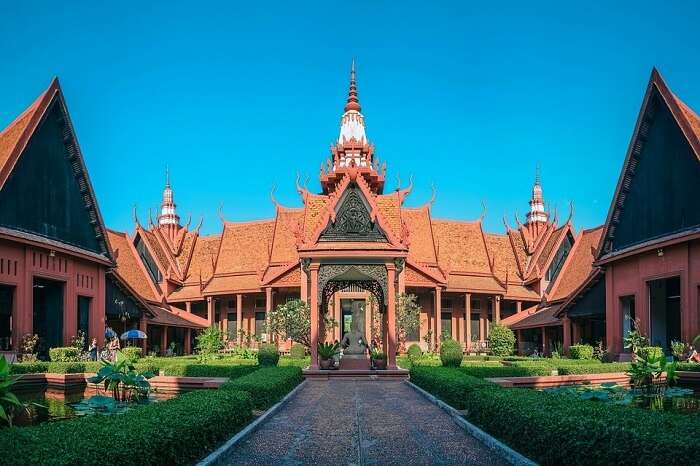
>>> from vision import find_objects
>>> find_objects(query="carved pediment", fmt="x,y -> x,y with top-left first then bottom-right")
318,185 -> 387,243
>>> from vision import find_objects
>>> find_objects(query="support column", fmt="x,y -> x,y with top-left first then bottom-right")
493,295 -> 501,325
465,293 -> 472,352
207,297 -> 214,326
138,318 -> 148,353
387,264 -> 397,369
479,312 -> 486,343
300,262 -> 308,303
541,327 -> 548,355
184,328 -> 192,354
265,287 -> 273,344
516,301 -> 522,313
310,264 -> 319,370
516,329 -> 523,354
161,326 -> 168,356
236,294 -> 243,345
434,287 -> 442,349
572,320 -> 581,345
563,317 -> 572,356
185,301 -> 192,313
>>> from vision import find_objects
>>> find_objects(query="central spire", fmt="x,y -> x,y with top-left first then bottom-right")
338,60 -> 367,144
158,167 -> 179,227
526,164 -> 548,225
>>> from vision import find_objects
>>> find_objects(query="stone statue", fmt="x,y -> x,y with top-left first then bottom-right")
341,301 -> 367,355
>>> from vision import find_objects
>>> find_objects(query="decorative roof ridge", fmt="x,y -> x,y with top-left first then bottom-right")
406,259 -> 447,285
478,220 -> 499,284
261,261 -> 299,286
117,229 -> 164,303
431,217 -> 482,225
544,229 -> 583,301
150,225 -> 184,281
532,223 -> 572,282
505,228 -> 526,278
223,218 -> 276,226
524,221 -> 557,275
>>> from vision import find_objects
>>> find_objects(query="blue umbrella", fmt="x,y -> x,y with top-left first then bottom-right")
120,329 -> 147,340
105,327 -> 117,338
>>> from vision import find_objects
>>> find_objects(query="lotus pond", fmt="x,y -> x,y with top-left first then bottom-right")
543,383 -> 700,414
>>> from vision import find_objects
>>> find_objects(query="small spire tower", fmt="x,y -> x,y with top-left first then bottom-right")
158,167 -> 180,240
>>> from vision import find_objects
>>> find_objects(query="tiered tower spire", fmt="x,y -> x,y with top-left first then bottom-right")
158,167 -> 180,228
338,59 -> 367,144
526,164 -> 548,225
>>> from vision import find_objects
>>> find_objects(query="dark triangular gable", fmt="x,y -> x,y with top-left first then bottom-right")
0,85 -> 111,258
600,71 -> 700,256
319,184 -> 388,242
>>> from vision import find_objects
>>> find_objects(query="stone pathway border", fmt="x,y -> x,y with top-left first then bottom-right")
196,380 -> 308,466
406,381 -> 537,466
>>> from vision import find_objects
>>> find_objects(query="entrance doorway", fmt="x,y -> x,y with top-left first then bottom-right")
0,285 -> 13,350
33,277 -> 64,359
341,299 -> 366,339
648,276 -> 681,352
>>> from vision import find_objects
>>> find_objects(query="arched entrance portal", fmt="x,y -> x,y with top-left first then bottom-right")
307,262 -> 398,370
319,265 -> 387,364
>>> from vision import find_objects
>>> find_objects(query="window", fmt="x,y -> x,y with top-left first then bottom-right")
255,297 -> 266,310
621,295 -> 636,340
471,298 -> 481,311
0,286 -> 13,351
227,299 -> 235,309
441,297 -> 452,310
255,312 -> 266,338
546,233 -> 574,283
135,236 -> 162,284
470,315 -> 480,341
227,313 -> 237,340
77,296 -> 90,349
441,312 -> 452,339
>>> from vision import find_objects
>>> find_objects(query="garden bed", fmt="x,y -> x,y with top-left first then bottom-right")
486,372 -> 631,389
410,366 -> 700,465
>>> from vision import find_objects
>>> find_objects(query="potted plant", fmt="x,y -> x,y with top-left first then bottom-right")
371,348 -> 387,370
317,342 -> 339,370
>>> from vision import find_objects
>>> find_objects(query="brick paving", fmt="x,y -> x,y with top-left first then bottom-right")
220,380 -> 509,466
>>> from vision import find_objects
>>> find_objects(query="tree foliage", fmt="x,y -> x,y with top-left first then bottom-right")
268,299 -> 312,348
488,324 -> 516,356
195,326 -> 224,358
395,293 -> 421,351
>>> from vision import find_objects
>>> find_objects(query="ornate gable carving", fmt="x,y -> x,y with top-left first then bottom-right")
318,185 -> 387,243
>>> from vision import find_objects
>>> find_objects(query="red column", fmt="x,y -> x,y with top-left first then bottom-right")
94,266 -> 107,347
572,320 -> 581,345
493,295 -> 501,325
387,264 -> 397,369
184,328 -> 192,354
562,317 -> 571,356
434,287 -> 442,349
465,293 -> 472,353
265,287 -> 273,344
300,263 -> 308,303
236,294 -> 243,345
63,260 -> 77,345
541,327 -> 548,355
310,264 -> 319,369
516,301 -> 522,313
517,329 -> 523,354
207,297 -> 214,326
185,301 -> 192,313
139,318 -> 147,353
161,326 -> 168,356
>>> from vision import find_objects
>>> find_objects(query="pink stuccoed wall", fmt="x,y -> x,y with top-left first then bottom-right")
605,239 -> 700,356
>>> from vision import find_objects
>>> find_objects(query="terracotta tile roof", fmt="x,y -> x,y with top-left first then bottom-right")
175,230 -> 198,273
485,233 -> 521,282
106,229 -> 157,302
0,88 -> 48,180
185,234 -> 221,283
503,304 -> 562,330
302,194 -> 329,240
402,207 -> 437,264
534,224 -> 568,273
262,264 -> 300,286
148,304 -> 208,328
139,229 -> 170,271
215,221 -> 274,274
503,284 -> 540,301
205,274 -> 261,293
270,208 -> 303,264
550,226 -> 603,302
167,284 -> 204,302
432,220 -> 490,274
375,193 -> 402,238
446,274 -> 504,293
507,230 -> 528,275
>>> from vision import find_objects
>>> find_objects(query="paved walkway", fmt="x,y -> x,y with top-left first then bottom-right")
220,380 -> 509,466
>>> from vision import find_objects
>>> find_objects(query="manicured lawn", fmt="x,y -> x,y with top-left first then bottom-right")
410,366 -> 700,465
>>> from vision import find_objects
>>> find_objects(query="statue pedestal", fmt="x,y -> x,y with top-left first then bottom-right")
339,354 -> 370,370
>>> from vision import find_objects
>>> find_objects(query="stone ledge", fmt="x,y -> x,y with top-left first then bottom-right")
486,372 -> 630,388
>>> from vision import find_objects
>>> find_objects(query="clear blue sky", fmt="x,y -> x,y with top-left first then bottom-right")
2,1 -> 700,235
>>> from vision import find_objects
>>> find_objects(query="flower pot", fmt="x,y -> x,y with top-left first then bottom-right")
319,358 -> 332,370
373,358 -> 387,370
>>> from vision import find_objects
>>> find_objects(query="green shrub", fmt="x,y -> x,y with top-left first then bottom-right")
48,347 -> 80,362
121,346 -> 142,362
410,366 -> 700,465
460,364 -> 553,378
637,346 -> 664,361
257,343 -> 280,367
677,362 -> 700,372
159,363 -> 258,380
289,343 -> 306,359
47,362 -> 85,374
439,338 -> 463,367
569,344 -> 594,360
0,386 -> 253,466
224,366 -> 303,410
407,343 -> 422,360
10,361 -> 49,374
487,325 -> 515,356
278,356 -> 310,368
556,363 -> 631,375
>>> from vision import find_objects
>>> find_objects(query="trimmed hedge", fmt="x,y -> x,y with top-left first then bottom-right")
569,344 -> 594,360
257,343 -> 280,367
557,362 -> 631,375
48,347 -> 81,362
460,364 -> 554,378
677,362 -> 700,372
487,325 -> 515,356
290,343 -> 306,359
10,361 -> 49,374
410,366 -> 700,465
440,338 -> 463,367
224,366 -> 303,410
407,343 -> 422,360
159,363 -> 258,379
0,386 -> 253,466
